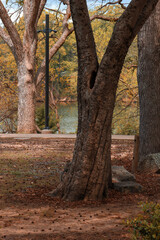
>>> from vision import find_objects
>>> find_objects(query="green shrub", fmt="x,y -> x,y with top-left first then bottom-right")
36,104 -> 58,133
126,202 -> 160,240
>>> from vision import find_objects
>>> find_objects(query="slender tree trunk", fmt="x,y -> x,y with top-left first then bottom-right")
138,1 -> 160,169
17,62 -> 36,133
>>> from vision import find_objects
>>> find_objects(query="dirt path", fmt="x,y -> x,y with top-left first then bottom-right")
0,203 -> 138,240
0,137 -> 160,240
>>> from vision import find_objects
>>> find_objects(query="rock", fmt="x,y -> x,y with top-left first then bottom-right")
112,177 -> 119,183
112,165 -> 136,182
140,153 -> 160,173
113,181 -> 143,193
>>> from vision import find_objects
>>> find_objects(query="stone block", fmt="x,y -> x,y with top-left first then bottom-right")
112,165 -> 136,182
113,181 -> 143,193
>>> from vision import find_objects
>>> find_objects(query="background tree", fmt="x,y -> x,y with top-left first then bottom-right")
0,0 -> 138,134
0,0 -> 46,133
51,0 -> 158,201
138,1 -> 160,171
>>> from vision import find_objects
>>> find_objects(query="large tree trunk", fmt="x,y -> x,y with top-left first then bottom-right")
51,0 -> 158,201
17,62 -> 36,133
138,1 -> 160,170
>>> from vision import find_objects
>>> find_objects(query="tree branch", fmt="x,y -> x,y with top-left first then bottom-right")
0,26 -> 14,52
23,0 -> 41,34
23,0 -> 43,71
35,27 -> 73,86
97,0 -> 126,11
90,15 -> 118,22
94,0 -> 158,96
0,0 -> 23,63
35,3 -> 73,86
44,7 -> 64,15
35,1 -> 121,87
37,0 -> 47,23
70,0 -> 98,66
132,0 -> 159,36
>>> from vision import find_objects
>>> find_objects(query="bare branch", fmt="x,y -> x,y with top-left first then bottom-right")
35,3 -> 72,86
35,27 -> 73,86
113,93 -> 138,120
0,26 -> 13,49
44,7 -> 64,15
107,0 -> 126,9
55,2 -> 62,26
62,2 -> 71,31
94,0 -> 158,94
0,0 -> 23,63
0,108 -> 17,123
97,0 -> 126,11
90,14 -> 118,22
37,0 -> 47,22
35,1 -> 121,87
9,6 -> 23,20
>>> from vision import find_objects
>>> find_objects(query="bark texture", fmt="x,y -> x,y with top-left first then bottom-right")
51,0 -> 158,201
17,0 -> 42,133
17,62 -> 36,133
138,1 -> 160,169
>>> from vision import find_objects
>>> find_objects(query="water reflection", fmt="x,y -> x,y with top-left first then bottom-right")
57,102 -> 78,134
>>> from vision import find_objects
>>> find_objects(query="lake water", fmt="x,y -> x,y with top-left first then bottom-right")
0,102 -> 138,134
58,102 -> 139,135
58,102 -> 78,134
0,102 -> 78,134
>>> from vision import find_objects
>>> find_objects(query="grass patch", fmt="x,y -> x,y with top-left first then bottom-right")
0,149 -> 71,200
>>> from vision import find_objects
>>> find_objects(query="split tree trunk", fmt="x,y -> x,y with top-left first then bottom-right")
52,0 -> 158,201
138,1 -> 160,169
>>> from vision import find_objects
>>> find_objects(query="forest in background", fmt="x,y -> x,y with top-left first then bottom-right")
0,4 -> 139,134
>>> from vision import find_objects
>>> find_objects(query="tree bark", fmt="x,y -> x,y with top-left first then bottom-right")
51,0 -> 158,201
17,62 -> 36,133
17,0 -> 42,133
138,1 -> 160,169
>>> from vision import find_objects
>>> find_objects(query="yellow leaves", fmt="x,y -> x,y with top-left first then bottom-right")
0,40 -> 18,116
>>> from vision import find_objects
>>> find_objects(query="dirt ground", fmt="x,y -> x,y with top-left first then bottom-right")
0,137 -> 160,240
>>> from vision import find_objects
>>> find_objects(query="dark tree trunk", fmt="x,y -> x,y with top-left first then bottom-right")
51,0 -> 158,201
138,1 -> 160,169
